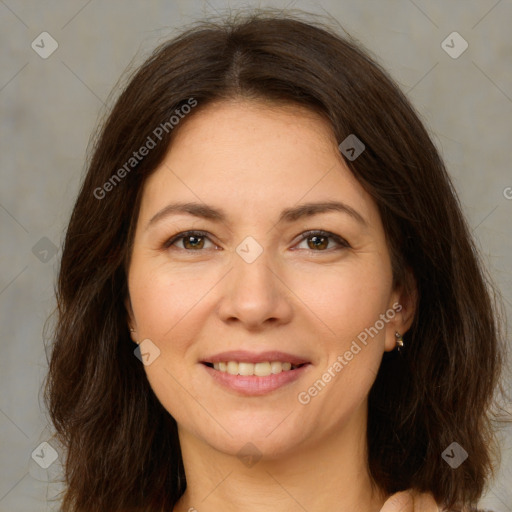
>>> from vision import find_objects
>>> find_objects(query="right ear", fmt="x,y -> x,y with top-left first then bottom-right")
125,295 -> 138,342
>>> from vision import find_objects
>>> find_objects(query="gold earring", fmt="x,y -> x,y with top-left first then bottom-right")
395,332 -> 404,352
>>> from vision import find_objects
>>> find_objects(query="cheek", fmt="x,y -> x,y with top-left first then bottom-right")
128,261 -> 207,342
128,267 -> 208,421
288,257 -> 393,342
290,259 -> 392,410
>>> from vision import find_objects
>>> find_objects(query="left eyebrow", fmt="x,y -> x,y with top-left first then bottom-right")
278,200 -> 368,227
146,200 -> 368,230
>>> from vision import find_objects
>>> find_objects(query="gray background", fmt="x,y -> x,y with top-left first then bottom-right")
1,0 -> 511,510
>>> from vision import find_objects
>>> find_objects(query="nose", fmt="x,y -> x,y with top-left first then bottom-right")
216,247 -> 294,331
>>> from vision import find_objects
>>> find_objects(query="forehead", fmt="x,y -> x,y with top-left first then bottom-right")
166,98 -> 338,165
138,99 -> 377,227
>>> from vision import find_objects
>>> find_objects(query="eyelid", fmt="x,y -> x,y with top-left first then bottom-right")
163,229 -> 350,252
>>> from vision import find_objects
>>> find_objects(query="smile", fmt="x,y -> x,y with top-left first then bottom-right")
204,361 -> 305,376
201,361 -> 312,396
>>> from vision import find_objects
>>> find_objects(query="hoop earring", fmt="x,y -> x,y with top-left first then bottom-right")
395,332 -> 404,352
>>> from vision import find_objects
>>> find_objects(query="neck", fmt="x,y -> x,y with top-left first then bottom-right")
173,401 -> 388,512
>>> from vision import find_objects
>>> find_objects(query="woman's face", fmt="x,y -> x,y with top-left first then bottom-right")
126,99 -> 408,458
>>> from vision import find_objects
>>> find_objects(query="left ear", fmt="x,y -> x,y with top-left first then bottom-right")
384,268 -> 417,352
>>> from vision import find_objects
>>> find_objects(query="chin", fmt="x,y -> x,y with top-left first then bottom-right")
194,415 -> 313,461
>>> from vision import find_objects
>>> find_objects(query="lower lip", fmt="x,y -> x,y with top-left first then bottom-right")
201,363 -> 312,396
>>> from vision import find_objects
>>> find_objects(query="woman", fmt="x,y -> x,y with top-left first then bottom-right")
45,9 -> 507,512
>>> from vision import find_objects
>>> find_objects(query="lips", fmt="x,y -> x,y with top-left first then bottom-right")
201,350 -> 310,365
201,361 -> 312,395
200,350 -> 312,395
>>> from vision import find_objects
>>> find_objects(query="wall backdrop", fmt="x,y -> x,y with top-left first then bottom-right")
1,0 -> 511,510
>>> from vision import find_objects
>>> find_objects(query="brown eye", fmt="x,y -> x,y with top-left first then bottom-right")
164,231 -> 216,251
307,234 -> 329,250
182,234 -> 205,250
296,230 -> 350,251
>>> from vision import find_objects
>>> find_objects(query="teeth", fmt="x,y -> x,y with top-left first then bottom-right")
211,361 -> 298,376
227,361 -> 238,375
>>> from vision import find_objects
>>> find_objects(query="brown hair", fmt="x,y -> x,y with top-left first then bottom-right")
44,8 -> 509,511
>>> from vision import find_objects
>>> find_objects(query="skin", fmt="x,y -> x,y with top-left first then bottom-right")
126,99 -> 433,511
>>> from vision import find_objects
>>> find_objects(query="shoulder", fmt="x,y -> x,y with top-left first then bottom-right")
443,509 -> 495,512
441,508 -> 495,512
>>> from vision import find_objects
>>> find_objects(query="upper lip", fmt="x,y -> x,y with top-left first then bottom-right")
201,350 -> 310,365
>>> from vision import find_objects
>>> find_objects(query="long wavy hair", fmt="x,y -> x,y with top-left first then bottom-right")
44,8 -> 509,512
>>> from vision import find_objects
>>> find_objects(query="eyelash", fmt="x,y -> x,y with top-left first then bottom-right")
162,229 -> 351,253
